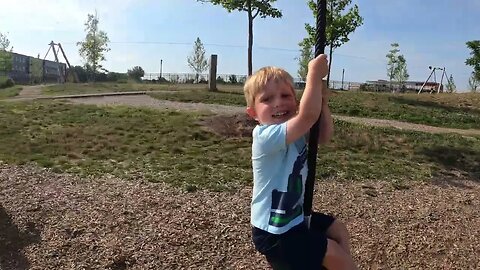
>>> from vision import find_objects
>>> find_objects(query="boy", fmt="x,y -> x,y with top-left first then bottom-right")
244,55 -> 357,270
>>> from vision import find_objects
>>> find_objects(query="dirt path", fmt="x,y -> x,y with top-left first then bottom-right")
16,85 -> 45,98
66,94 -> 480,136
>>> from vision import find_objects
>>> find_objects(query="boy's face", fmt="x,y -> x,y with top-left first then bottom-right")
246,79 -> 297,125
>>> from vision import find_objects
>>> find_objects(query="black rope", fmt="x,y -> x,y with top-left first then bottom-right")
304,0 -> 327,218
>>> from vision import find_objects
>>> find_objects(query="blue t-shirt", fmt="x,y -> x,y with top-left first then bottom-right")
250,123 -> 308,234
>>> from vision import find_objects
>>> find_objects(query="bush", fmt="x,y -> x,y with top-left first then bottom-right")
229,74 -> 237,84
0,77 -> 15,89
158,77 -> 169,83
216,76 -> 225,84
127,66 -> 145,82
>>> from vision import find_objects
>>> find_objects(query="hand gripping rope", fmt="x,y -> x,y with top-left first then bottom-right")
304,0 -> 327,228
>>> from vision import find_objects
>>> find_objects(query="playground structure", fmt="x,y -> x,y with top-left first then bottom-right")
418,66 -> 452,94
44,41 -> 78,83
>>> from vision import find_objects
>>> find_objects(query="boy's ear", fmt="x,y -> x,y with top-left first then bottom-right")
246,107 -> 257,120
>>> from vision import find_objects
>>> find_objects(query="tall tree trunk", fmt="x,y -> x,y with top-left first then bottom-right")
247,0 -> 253,76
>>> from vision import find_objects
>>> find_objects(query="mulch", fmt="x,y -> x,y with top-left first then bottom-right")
1,114 -> 479,269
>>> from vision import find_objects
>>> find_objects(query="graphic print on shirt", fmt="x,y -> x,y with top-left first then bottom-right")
269,145 -> 307,227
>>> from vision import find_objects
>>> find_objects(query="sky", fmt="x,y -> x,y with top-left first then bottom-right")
1,0 -> 479,91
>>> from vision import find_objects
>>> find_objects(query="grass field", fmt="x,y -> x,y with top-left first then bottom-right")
0,85 -> 22,99
10,81 -> 480,131
151,88 -> 480,130
1,100 -> 478,191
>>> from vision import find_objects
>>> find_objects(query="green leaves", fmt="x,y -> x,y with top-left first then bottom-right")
197,0 -> 282,75
187,37 -> 209,81
386,43 -> 409,89
76,13 -> 110,81
200,0 -> 281,18
305,0 -> 363,49
465,40 -> 480,82
0,32 -> 12,74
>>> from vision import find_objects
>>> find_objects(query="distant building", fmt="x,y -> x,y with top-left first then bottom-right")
364,80 -> 441,93
2,51 -> 66,84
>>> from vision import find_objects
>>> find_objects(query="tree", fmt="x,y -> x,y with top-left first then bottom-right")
304,0 -> 363,86
197,0 -> 282,75
77,12 -> 110,82
446,74 -> 456,93
127,66 -> 145,82
469,73 -> 479,92
465,40 -> 480,82
297,39 -> 313,81
386,43 -> 409,91
187,37 -> 208,83
0,32 -> 13,75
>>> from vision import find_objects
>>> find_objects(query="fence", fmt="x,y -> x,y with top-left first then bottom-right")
142,72 -> 360,90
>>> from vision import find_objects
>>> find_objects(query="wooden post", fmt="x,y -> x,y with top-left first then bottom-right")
209,54 -> 217,91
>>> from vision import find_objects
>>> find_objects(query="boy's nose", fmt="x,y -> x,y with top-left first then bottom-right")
273,97 -> 281,107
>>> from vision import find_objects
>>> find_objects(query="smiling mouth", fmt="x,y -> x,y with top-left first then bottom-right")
273,111 -> 288,118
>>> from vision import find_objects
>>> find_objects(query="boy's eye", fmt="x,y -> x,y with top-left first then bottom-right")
260,96 -> 270,102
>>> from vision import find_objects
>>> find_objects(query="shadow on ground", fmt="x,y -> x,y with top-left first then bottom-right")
418,146 -> 480,187
0,205 -> 41,270
390,96 -> 480,116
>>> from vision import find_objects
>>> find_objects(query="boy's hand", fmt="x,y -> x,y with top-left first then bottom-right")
307,54 -> 328,80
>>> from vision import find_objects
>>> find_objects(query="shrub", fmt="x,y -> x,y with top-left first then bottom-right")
216,76 -> 225,84
229,74 -> 237,84
0,77 -> 15,89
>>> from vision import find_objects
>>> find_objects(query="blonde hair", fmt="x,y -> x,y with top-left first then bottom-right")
243,67 -> 294,107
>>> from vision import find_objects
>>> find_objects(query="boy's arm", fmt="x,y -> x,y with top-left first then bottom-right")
286,55 -> 328,145
318,88 -> 334,145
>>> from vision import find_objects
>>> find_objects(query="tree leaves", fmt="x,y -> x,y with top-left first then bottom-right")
465,40 -> 480,82
76,13 -> 110,81
187,37 -> 209,82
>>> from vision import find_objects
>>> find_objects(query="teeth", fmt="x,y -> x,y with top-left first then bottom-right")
273,112 -> 287,117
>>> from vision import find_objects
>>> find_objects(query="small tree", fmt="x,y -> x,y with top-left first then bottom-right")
386,43 -> 409,91
187,37 -> 208,83
469,73 -> 479,92
446,74 -> 456,93
77,12 -> 110,82
297,39 -> 313,81
197,0 -> 282,75
127,66 -> 145,82
466,40 -> 480,82
304,0 -> 363,85
0,32 -> 13,75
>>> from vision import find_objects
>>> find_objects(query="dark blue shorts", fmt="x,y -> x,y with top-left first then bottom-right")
252,212 -> 335,270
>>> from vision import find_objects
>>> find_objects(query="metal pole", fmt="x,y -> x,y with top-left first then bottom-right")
418,68 -> 435,94
304,0 -> 327,225
437,67 -> 445,93
160,59 -> 163,80
341,68 -> 345,90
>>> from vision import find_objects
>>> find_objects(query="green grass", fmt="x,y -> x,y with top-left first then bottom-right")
37,82 -> 480,129
150,89 -> 480,130
328,91 -> 480,129
1,100 -> 478,191
43,82 -> 244,96
0,85 -> 23,99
